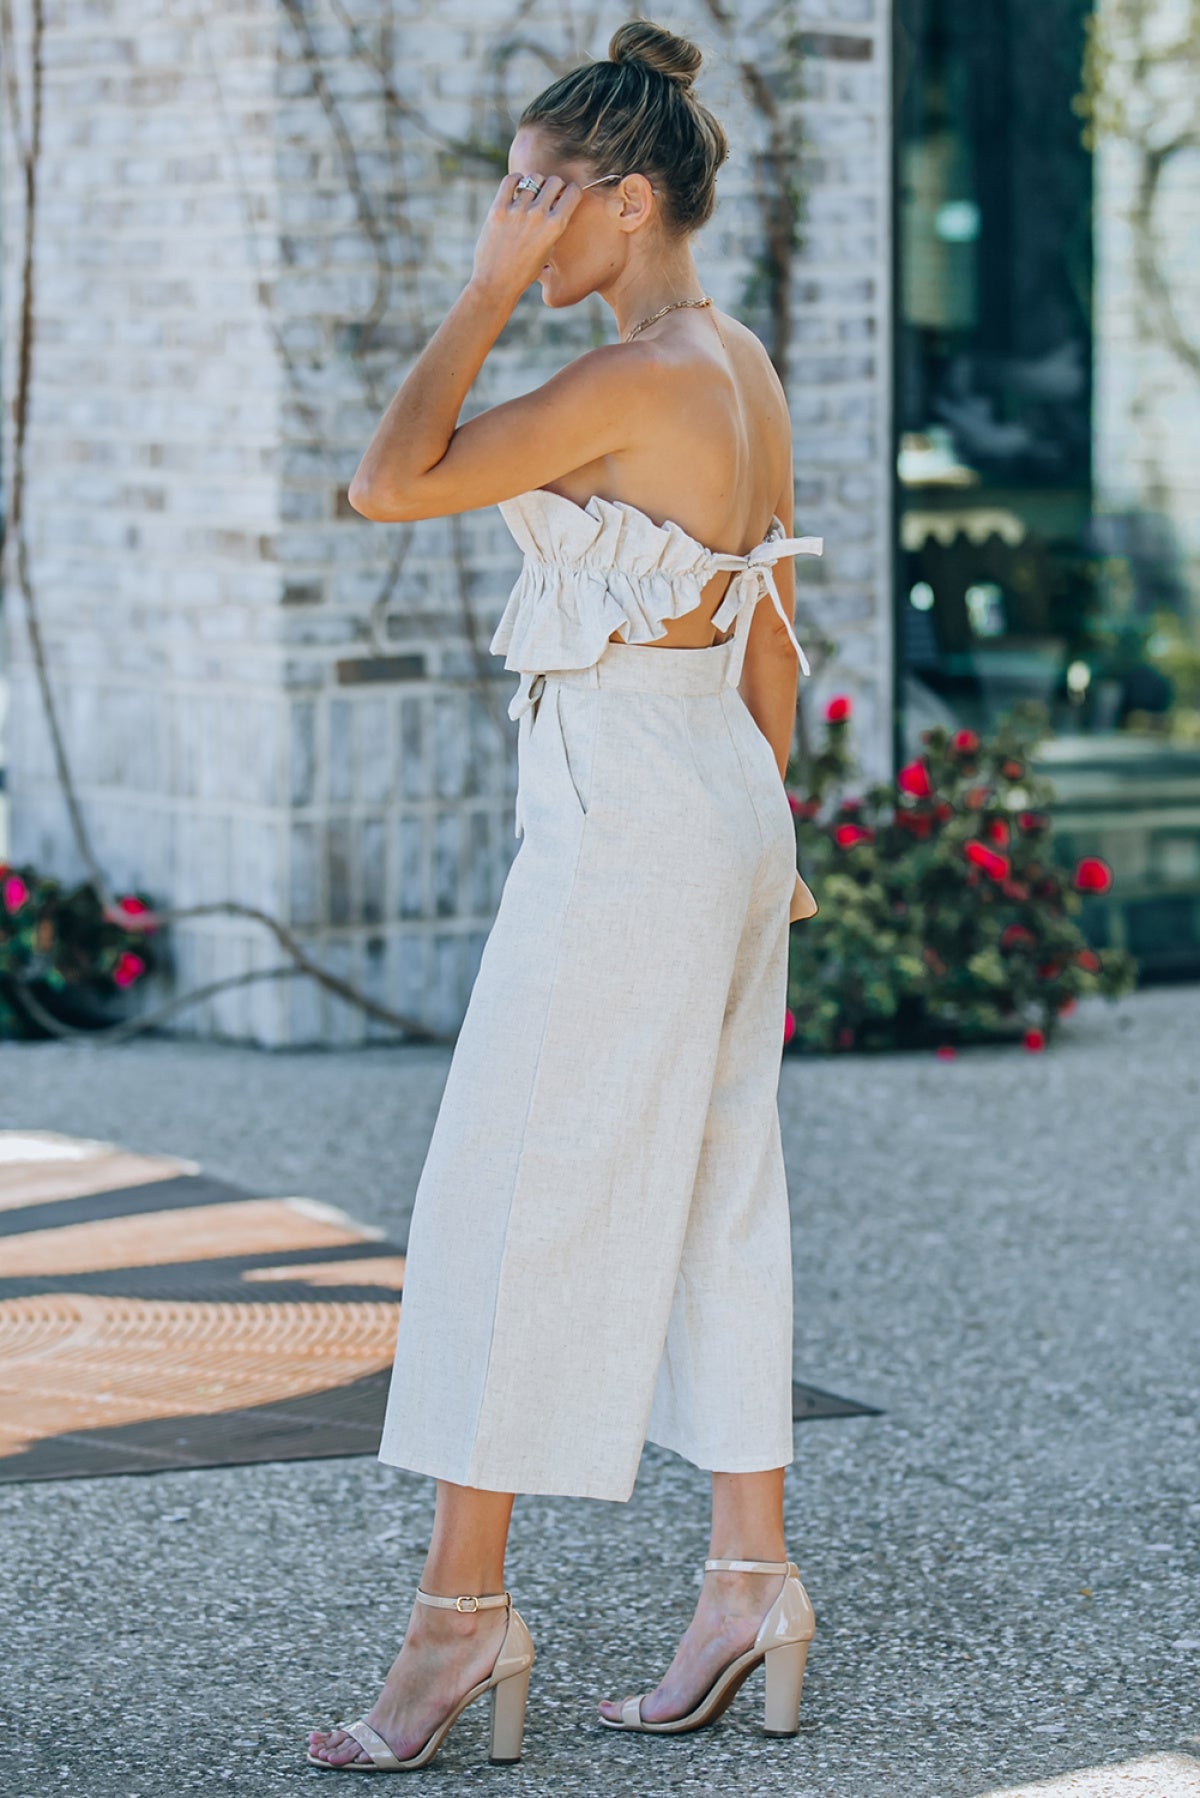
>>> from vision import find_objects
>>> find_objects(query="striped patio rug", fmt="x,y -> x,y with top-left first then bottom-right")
0,1130 -> 405,1482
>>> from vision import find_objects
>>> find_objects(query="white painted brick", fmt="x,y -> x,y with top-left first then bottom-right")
3,0 -> 893,1044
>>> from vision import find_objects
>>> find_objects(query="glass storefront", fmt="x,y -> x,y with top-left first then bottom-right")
894,0 -> 1200,974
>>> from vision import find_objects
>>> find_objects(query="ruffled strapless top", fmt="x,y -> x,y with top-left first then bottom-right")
490,487 -> 826,912
491,490 -> 824,731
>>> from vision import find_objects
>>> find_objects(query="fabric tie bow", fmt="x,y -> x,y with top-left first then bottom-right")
706,534 -> 824,676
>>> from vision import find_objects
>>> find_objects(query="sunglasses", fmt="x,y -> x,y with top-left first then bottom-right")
581,173 -> 660,194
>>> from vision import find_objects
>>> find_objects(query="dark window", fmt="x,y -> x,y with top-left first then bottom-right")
894,0 -> 1102,745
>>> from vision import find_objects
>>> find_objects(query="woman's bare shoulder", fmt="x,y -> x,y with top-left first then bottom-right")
713,308 -> 788,405
618,309 -> 788,432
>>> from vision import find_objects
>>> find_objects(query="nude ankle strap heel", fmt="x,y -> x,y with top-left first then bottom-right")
706,1558 -> 815,1737
305,1586 -> 535,1772
598,1555 -> 816,1736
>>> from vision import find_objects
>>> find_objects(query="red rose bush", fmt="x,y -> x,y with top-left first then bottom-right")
782,697 -> 1136,1053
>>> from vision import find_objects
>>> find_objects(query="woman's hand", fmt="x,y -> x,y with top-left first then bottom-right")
471,173 -> 583,299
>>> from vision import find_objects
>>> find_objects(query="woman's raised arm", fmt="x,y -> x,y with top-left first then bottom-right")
348,173 -> 651,522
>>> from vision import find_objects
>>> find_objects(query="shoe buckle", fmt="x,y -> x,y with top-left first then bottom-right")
455,1595 -> 480,1613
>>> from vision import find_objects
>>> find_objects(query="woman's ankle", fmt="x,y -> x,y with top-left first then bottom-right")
705,1545 -> 788,1565
417,1564 -> 508,1599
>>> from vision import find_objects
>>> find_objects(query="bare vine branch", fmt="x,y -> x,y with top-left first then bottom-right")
278,0 -> 393,367
0,0 -> 106,889
699,0 -> 805,384
12,960 -> 451,1047
1135,131 -> 1200,381
276,0 -> 511,724
1076,0 -> 1200,383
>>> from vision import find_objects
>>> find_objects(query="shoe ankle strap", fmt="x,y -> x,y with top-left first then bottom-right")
415,1586 -> 510,1613
705,1558 -> 791,1575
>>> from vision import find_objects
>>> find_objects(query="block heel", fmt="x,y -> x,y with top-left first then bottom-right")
763,1636 -> 810,1735
488,1661 -> 531,1762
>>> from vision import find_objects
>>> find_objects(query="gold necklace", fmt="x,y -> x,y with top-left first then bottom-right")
623,295 -> 713,343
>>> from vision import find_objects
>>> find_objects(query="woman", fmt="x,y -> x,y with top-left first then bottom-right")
306,19 -> 821,1773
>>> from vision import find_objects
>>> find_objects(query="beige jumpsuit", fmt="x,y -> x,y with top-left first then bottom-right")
377,490 -> 823,1501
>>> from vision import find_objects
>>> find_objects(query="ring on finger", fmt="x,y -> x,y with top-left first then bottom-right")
514,175 -> 544,197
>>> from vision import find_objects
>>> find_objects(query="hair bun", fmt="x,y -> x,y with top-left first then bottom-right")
608,20 -> 703,91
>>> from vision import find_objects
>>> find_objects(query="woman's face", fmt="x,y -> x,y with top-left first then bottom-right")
507,124 -> 648,308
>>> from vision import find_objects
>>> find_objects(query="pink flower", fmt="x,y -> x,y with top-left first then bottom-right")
2,874 -> 29,913
952,729 -> 980,754
833,823 -> 873,849
825,694 -> 853,724
1023,1027 -> 1046,1052
112,951 -> 146,989
109,892 -> 159,935
964,840 -> 1010,880
1074,856 -> 1113,894
783,1008 -> 796,1046
935,1044 -> 957,1060
897,759 -> 933,798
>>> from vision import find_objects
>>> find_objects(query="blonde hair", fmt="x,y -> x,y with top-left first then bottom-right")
519,20 -> 729,234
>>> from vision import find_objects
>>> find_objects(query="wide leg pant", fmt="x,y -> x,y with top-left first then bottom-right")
377,634 -> 797,1502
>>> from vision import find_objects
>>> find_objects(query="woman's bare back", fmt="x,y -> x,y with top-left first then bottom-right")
537,309 -> 793,648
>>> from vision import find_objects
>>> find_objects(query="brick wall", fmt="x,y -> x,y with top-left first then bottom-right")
2,0 -> 894,1045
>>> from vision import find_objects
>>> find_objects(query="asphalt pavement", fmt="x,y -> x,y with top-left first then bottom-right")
1,983 -> 1197,1797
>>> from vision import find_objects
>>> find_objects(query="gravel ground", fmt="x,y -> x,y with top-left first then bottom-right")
1,983 -> 1198,1798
